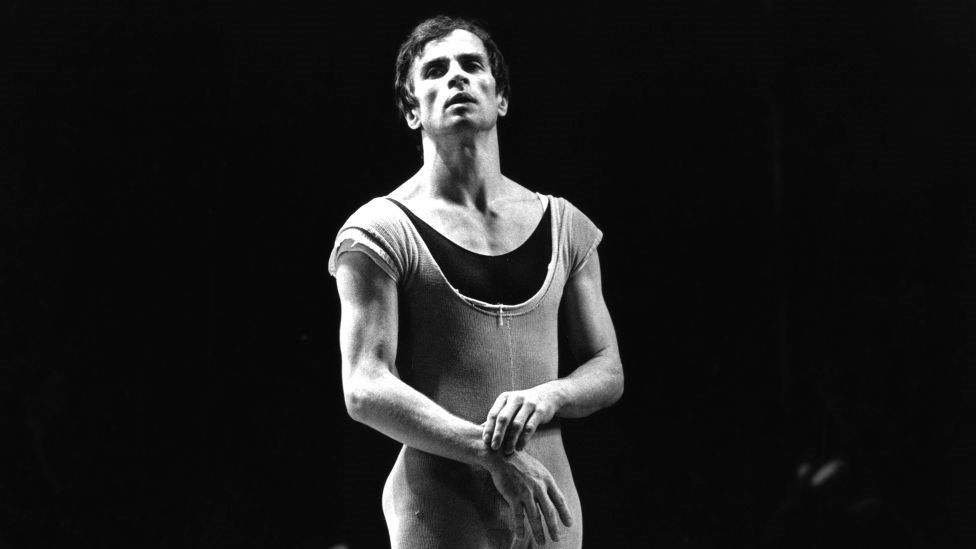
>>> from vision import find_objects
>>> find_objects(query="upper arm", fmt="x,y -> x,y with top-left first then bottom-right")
335,251 -> 400,389
561,250 -> 621,368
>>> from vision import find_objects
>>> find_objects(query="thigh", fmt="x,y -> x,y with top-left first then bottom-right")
383,451 -> 505,549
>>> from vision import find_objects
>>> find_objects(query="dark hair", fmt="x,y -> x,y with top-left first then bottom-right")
394,15 -> 510,122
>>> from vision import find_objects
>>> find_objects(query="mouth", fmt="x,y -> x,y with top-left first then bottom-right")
445,93 -> 476,108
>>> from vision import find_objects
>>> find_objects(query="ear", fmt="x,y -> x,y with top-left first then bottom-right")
497,94 -> 509,117
405,107 -> 421,130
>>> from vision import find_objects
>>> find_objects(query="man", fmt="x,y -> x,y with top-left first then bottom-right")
328,15 -> 623,548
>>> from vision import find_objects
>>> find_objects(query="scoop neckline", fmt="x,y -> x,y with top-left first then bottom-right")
388,193 -> 560,316
384,193 -> 549,258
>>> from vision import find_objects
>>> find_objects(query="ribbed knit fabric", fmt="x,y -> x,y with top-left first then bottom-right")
329,193 -> 603,549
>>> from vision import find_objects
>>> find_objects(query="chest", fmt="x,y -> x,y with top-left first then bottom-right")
414,201 -> 544,256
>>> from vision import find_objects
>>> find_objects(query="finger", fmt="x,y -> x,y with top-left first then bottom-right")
507,528 -> 521,549
491,397 -> 523,451
484,394 -> 508,446
537,494 -> 562,543
505,402 -> 536,454
509,499 -> 526,545
516,413 -> 541,452
523,498 -> 546,545
547,480 -> 574,527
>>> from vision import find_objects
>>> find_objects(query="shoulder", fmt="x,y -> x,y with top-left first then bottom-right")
547,195 -> 599,229
547,195 -> 604,276
342,196 -> 407,228
328,196 -> 417,283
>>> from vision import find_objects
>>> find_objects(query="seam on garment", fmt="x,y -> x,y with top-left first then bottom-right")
569,231 -> 604,278
331,234 -> 399,282
505,320 -> 516,391
333,225 -> 403,278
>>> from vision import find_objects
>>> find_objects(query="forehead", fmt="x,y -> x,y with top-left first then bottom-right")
416,29 -> 488,65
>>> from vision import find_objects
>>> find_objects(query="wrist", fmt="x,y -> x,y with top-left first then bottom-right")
542,380 -> 569,416
476,441 -> 505,472
463,423 -> 498,470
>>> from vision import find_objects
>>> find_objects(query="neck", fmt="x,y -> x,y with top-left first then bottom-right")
418,128 -> 504,210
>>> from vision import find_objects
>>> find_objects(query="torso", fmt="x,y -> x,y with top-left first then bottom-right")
379,192 -> 583,548
330,192 -> 601,549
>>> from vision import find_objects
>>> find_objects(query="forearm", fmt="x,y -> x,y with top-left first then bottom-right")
344,363 -> 492,468
544,351 -> 624,419
549,250 -> 624,419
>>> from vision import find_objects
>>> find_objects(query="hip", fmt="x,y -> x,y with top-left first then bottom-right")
381,430 -> 582,548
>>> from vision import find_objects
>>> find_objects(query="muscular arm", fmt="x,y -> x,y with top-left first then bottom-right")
484,250 -> 624,452
336,251 -> 489,465
335,251 -> 573,544
551,250 -> 625,417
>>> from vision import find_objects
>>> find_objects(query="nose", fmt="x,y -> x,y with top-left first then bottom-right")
447,62 -> 469,89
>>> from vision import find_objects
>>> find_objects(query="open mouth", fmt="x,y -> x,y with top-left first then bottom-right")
446,93 -> 476,108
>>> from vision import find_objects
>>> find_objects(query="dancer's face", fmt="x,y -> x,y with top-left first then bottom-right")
405,29 -> 508,135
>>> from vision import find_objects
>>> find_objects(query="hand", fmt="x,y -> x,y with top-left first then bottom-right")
485,449 -> 574,546
483,386 -> 560,455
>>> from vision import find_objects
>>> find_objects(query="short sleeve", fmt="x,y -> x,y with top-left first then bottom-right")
561,198 -> 604,277
327,198 -> 413,284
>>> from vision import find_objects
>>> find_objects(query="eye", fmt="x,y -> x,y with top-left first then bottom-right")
424,65 -> 446,78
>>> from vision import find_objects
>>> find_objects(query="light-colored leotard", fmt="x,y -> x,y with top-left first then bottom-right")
329,193 -> 602,549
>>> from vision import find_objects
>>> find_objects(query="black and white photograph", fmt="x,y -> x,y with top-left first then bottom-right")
2,2 -> 974,548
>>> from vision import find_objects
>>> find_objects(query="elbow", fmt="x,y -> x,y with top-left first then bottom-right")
607,362 -> 625,406
613,372 -> 625,404
343,380 -> 374,424
342,357 -> 395,424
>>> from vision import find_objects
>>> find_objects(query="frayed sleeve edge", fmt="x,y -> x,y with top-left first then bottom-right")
328,228 -> 399,283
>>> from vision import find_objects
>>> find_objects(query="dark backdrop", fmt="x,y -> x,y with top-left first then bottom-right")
2,1 -> 974,548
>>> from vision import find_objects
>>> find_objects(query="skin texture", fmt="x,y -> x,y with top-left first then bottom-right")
336,28 -> 624,546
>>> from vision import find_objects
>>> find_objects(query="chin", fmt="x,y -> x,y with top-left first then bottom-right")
437,119 -> 480,133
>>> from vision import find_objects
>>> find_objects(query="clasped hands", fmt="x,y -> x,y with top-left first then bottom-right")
481,386 -> 573,546
482,385 -> 560,454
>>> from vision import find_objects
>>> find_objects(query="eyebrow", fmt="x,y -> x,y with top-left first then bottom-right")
419,52 -> 488,73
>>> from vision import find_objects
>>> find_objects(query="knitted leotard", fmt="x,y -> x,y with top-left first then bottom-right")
329,193 -> 602,549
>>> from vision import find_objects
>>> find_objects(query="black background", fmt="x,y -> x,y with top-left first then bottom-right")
2,1 -> 975,548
